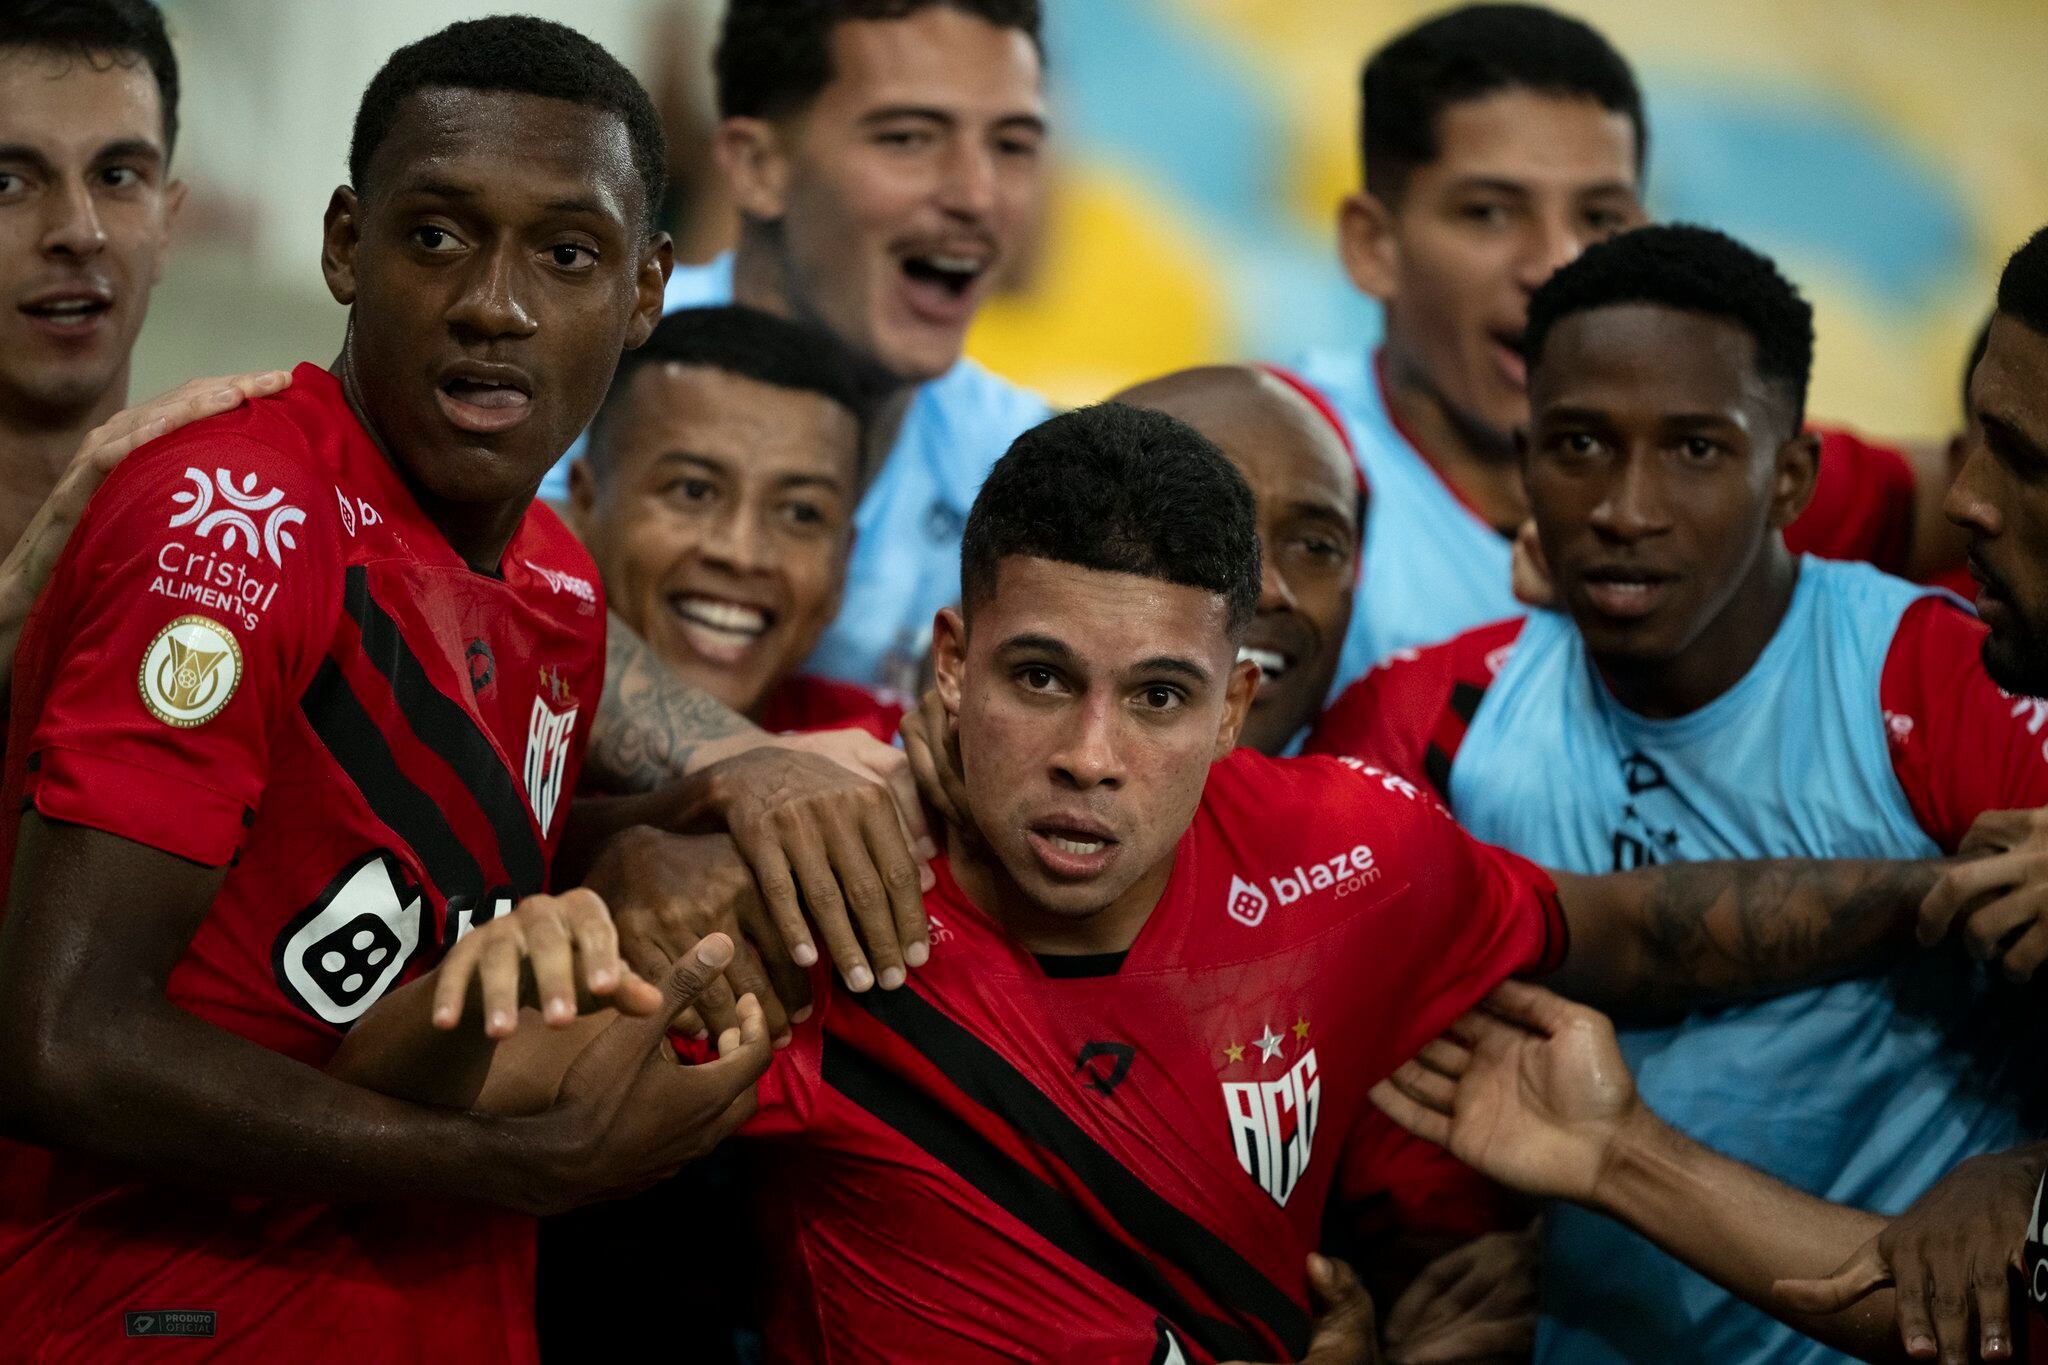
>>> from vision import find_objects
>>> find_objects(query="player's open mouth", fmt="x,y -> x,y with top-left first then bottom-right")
1490,329 -> 1528,389
436,363 -> 534,435
668,592 -> 775,666
19,286 -> 113,339
898,247 -> 991,325
1026,819 -> 1120,879
1238,645 -> 1295,695
1580,565 -> 1674,621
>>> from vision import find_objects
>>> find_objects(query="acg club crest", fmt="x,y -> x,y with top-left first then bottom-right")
138,614 -> 242,727
1218,1016 -> 1320,1207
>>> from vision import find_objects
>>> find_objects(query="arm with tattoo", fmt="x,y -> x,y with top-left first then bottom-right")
1546,858 -> 1945,1016
582,610 -> 756,793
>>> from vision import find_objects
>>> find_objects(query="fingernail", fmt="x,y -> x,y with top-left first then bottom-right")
490,1009 -> 509,1033
920,865 -> 936,892
719,1027 -> 741,1052
794,941 -> 818,968
1307,1252 -> 1331,1278
773,1031 -> 793,1051
432,1006 -> 455,1027
847,965 -> 874,992
879,966 -> 905,990
918,838 -> 938,861
592,967 -> 615,988
697,936 -> 733,968
905,940 -> 930,968
692,1027 -> 709,1041
1907,1336 -> 1933,1354
792,1005 -> 813,1023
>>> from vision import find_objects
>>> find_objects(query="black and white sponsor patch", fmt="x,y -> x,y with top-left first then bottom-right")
272,851 -> 422,1026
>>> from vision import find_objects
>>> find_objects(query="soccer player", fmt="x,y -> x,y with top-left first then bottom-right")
1291,3 -> 1959,689
570,306 -> 905,742
1308,224 -> 2048,1365
355,401 -> 1956,1363
0,19 -> 792,1358
1112,365 -> 1362,757
541,0 -> 1053,696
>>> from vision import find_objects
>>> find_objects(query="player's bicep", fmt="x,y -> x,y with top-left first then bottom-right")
0,817 -> 227,1093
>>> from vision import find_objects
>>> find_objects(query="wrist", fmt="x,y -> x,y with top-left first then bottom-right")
684,730 -> 764,775
467,1109 -> 576,1216
1587,1098 -> 1675,1217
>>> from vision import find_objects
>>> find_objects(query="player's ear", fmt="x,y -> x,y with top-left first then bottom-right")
321,187 -> 362,306
715,116 -> 794,221
625,232 -> 675,349
931,608 -> 967,720
1770,429 -> 1822,530
1216,652 -> 1259,759
1338,191 -> 1401,304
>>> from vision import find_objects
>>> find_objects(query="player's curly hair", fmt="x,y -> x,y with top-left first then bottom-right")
349,16 -> 666,227
1524,223 -> 1814,426
1997,227 -> 2048,342
587,306 -> 881,474
962,404 -> 1262,636
716,0 -> 1042,120
1361,4 -> 1642,202
1,0 -> 178,156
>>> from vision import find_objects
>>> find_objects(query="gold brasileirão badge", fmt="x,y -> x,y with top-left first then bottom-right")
139,614 -> 243,727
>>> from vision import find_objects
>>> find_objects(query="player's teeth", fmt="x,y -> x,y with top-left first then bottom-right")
1049,835 -> 1105,855
1238,647 -> 1289,681
677,596 -> 768,634
929,255 -> 983,274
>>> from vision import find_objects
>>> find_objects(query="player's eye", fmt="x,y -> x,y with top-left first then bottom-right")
99,165 -> 144,190
1135,684 -> 1186,712
413,225 -> 463,253
1292,531 -> 1346,565
1552,431 -> 1602,458
1018,665 -> 1063,694
1678,436 -> 1724,463
1459,201 -> 1511,227
547,243 -> 597,271
780,500 -> 827,529
0,171 -> 22,196
876,127 -> 936,151
665,476 -> 716,503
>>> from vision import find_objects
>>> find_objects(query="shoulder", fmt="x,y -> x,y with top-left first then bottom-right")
1205,749 -> 1448,837
506,503 -> 606,627
924,358 -> 1052,431
1309,616 -> 1525,761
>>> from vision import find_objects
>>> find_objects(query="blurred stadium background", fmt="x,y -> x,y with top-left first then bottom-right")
143,0 -> 2048,441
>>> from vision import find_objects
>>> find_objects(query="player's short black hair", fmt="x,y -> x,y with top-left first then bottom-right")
716,0 -> 1043,120
588,305 -> 875,475
1961,314 -> 1993,417
0,0 -> 179,156
1361,3 -> 1642,202
1996,227 -> 2048,344
349,16 -> 666,227
961,404 -> 1262,636
1525,223 -> 1814,427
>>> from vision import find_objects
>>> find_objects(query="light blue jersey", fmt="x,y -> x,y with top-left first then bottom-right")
1441,559 -> 2026,1365
1289,347 -> 1517,696
540,255 -> 1051,691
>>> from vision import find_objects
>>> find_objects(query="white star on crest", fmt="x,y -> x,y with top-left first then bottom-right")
1255,1025 -> 1285,1062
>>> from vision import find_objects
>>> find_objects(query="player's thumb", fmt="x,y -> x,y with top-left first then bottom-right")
1772,1239 -> 1890,1313
1304,1253 -> 1377,1356
651,933 -> 735,1028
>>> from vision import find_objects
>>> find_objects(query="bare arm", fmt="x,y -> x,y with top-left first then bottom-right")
1546,858 -> 1943,1016
581,608 -> 757,792
1372,982 -> 1911,1362
0,815 -> 766,1216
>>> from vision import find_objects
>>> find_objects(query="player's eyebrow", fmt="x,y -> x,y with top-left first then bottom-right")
0,144 -> 53,172
94,138 -> 163,165
1130,655 -> 1211,685
1982,411 -> 2048,475
995,633 -> 1076,662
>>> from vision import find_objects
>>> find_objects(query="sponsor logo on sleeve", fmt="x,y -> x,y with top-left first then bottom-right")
523,559 -> 597,614
169,467 -> 305,568
138,615 -> 242,727
1218,1013 -> 1319,1206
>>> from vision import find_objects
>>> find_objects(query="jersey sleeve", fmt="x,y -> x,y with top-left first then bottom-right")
1881,596 -> 2048,851
1312,757 -> 1566,1070
1785,426 -> 1916,574
1305,619 -> 1522,803
23,435 -> 343,867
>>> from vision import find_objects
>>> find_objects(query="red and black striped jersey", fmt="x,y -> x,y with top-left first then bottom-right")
719,749 -> 1561,1363
0,363 -> 604,1361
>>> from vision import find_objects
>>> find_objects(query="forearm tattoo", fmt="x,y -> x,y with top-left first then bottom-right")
1609,857 -> 1941,1012
584,611 -> 753,794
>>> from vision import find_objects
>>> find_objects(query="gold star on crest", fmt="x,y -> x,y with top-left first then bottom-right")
1292,1016 -> 1311,1042
1223,1041 -> 1245,1064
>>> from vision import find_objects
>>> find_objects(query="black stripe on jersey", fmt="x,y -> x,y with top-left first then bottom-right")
851,987 -> 1313,1357
300,657 -> 484,900
820,1039 -> 1266,1362
341,568 -> 546,895
1422,742 -> 1453,802
1448,680 -> 1486,726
